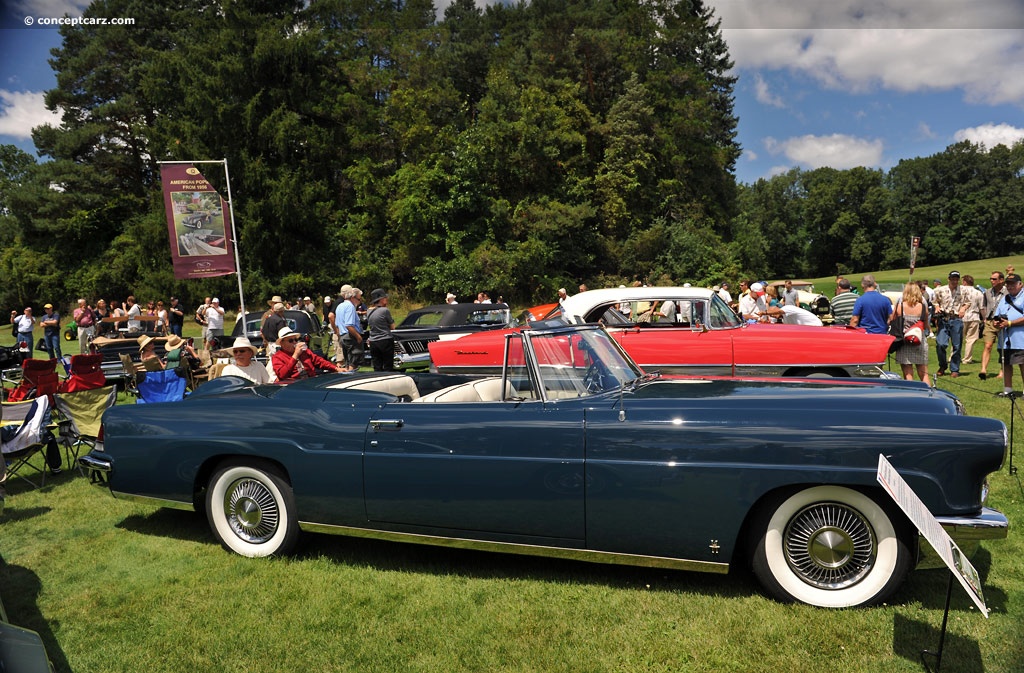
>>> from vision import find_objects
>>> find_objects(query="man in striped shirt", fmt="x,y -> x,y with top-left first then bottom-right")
830,278 -> 858,325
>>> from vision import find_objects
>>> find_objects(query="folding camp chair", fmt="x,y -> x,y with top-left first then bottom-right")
119,353 -> 143,397
6,358 -> 59,405
58,353 -> 106,393
136,369 -> 186,404
1,397 -> 54,489
54,385 -> 117,474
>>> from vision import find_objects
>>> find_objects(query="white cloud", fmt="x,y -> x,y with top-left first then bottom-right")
954,123 -> 1024,149
752,73 -> 785,108
718,2 -> 1024,106
12,0 -> 91,17
764,133 -> 885,170
917,122 -> 936,139
0,89 -> 60,139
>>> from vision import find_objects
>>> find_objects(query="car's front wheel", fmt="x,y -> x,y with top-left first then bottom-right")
751,485 -> 912,608
206,462 -> 299,557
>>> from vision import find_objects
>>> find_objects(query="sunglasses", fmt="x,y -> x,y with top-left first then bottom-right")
283,337 -> 300,343
232,349 -> 252,355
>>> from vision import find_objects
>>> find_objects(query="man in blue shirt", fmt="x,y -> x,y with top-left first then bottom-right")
335,287 -> 364,372
849,275 -> 893,335
993,273 -> 1024,394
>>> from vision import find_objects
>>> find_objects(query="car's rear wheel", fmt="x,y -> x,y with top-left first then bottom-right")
206,463 -> 298,557
751,485 -> 911,608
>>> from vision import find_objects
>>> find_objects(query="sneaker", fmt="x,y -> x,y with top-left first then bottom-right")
50,467 -> 62,475
950,372 -> 959,378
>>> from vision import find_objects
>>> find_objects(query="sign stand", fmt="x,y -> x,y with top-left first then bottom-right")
877,455 -> 994,673
1003,391 -> 1018,475
919,572 -> 954,673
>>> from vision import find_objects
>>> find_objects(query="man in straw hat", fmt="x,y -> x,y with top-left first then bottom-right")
222,336 -> 269,384
271,326 -> 338,382
162,333 -> 199,371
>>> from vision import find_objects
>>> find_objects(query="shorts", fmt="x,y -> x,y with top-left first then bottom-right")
1005,349 -> 1024,366
983,320 -> 1001,344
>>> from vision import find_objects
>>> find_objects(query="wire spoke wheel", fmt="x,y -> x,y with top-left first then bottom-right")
783,502 -> 876,590
207,463 -> 298,557
751,485 -> 911,608
224,477 -> 281,544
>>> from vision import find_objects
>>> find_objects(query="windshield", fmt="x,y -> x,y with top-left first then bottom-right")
708,294 -> 743,328
518,327 -> 642,399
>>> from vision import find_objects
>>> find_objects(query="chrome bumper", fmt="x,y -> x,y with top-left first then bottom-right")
393,352 -> 431,371
78,451 -> 113,483
917,507 -> 1008,569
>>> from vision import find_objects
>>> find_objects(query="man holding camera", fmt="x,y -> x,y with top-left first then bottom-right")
932,270 -> 968,377
993,273 -> 1024,395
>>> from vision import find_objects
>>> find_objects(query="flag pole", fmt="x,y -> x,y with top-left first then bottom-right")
221,158 -> 246,319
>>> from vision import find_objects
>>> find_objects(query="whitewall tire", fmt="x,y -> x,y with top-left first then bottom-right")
206,463 -> 299,557
752,485 -> 912,608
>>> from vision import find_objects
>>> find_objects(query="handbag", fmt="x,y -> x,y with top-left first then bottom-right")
904,321 -> 925,344
887,300 -> 905,352
905,302 -> 929,345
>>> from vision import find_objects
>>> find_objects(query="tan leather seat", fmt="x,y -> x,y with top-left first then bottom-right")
328,374 -> 420,400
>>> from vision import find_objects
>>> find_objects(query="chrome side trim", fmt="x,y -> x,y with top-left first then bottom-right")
111,491 -> 195,512
299,521 -> 730,574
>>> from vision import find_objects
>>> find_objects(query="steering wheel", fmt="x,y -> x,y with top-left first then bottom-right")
582,362 -> 605,393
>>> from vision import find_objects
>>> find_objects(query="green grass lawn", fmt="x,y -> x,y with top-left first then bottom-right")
801,255 -> 1022,297
2,302 -> 1023,672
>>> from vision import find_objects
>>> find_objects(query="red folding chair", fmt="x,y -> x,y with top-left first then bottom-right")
6,358 -> 59,405
58,353 -> 107,393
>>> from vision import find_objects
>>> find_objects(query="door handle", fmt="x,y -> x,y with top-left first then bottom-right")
371,419 -> 404,431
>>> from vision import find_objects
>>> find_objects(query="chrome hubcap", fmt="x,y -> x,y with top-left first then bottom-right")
784,502 -> 876,589
224,477 -> 279,544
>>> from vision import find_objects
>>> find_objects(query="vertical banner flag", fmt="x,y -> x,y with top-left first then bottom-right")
910,235 -> 920,271
161,163 -> 236,279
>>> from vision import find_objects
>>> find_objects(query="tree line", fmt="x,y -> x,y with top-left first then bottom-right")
0,0 -> 1021,313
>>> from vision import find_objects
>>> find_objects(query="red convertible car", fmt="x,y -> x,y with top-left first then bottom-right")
432,287 -> 894,377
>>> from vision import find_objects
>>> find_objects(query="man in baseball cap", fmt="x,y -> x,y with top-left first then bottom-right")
738,281 -> 767,322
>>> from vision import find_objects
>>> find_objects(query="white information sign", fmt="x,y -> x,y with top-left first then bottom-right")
876,454 -> 989,617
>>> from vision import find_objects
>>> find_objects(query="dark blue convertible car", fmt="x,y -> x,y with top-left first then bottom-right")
81,323 -> 1008,608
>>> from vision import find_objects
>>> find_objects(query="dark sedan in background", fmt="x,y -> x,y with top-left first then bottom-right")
231,309 -> 326,354
379,302 -> 515,370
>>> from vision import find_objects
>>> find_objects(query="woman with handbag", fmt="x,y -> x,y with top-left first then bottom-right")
890,282 -> 931,385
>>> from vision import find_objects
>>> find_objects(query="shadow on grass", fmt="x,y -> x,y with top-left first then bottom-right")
896,547 -> 1009,616
0,505 -> 51,523
893,612 -> 984,673
0,557 -> 72,673
116,508 -> 210,544
115,507 -> 758,601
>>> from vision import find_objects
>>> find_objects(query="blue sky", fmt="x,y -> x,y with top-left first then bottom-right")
2,0 -> 1023,185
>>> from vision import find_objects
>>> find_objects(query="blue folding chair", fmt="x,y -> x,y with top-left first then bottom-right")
136,369 -> 186,404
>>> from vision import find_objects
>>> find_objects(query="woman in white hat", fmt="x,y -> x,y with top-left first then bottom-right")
222,336 -> 270,384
